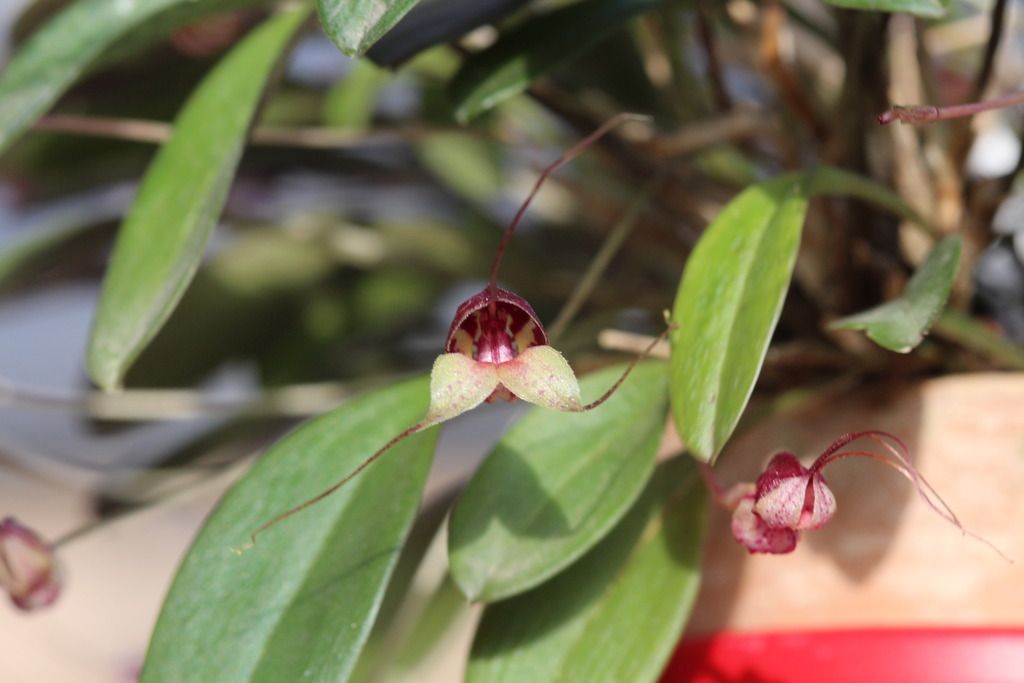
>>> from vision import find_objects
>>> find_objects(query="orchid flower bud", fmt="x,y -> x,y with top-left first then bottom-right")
728,484 -> 798,555
709,431 -> 1007,559
0,517 -> 61,611
752,451 -> 836,531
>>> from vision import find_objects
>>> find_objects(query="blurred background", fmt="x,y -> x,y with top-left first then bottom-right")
1,0 -> 1024,681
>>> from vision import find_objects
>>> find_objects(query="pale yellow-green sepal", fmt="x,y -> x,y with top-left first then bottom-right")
496,345 -> 582,412
422,353 -> 501,428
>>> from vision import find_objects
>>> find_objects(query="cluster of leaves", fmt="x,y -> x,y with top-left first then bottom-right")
0,0 -> 1017,681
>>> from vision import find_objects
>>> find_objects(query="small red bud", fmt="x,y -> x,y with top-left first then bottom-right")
0,517 -> 61,611
753,451 -> 836,531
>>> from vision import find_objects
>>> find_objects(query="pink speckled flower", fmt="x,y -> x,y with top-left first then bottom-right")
705,431 -> 1004,558
0,517 -> 61,611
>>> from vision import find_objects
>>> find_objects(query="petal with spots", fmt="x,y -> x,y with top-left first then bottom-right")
497,345 -> 582,412
423,353 -> 501,428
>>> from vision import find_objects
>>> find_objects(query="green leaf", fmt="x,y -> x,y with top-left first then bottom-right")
466,457 -> 705,683
820,0 -> 948,18
449,0 -> 664,123
0,0 -> 274,155
670,174 -> 808,463
141,377 -> 439,683
323,60 -> 389,129
806,165 -> 939,238
449,362 -> 669,602
316,0 -> 423,56
85,8 -> 308,390
831,236 -> 962,352
415,133 -> 503,203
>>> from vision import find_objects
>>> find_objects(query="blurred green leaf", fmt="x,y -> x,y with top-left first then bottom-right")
415,132 -> 503,203
821,0 -> 948,18
323,60 -> 389,129
806,165 -> 938,237
142,377 -> 439,683
449,0 -> 663,123
0,0 -> 274,154
86,8 -> 308,390
316,0 -> 423,56
467,457 -> 705,683
831,236 -> 961,352
449,362 -> 668,601
671,174 -> 808,463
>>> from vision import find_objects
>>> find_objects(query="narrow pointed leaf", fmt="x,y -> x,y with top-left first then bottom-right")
671,175 -> 809,463
316,0 -> 423,56
497,345 -> 582,413
0,0 -> 274,154
449,362 -> 668,602
86,8 -> 307,390
424,353 -> 500,427
831,236 -> 962,352
141,377 -> 439,683
467,457 -> 706,683
821,0 -> 948,18
449,0 -> 663,123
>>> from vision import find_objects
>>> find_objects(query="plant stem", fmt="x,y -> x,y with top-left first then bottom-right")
695,0 -> 732,111
970,0 -> 1009,102
0,376 -> 375,420
878,90 -> 1024,125
486,113 -> 650,307
932,310 -> 1024,370
33,114 -> 456,148
548,175 -> 663,342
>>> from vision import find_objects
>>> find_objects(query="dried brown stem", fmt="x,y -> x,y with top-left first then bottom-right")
758,0 -> 827,141
34,114 -> 453,149
878,90 -> 1024,125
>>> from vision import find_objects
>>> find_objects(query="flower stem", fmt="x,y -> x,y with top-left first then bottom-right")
486,113 -> 651,310
878,90 -> 1024,125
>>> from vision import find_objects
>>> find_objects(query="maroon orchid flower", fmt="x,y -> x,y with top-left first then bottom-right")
0,517 -> 61,611
244,114 -> 657,547
703,431 -> 1007,558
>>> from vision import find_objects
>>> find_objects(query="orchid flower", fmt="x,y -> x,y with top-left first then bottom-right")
245,114 -> 658,546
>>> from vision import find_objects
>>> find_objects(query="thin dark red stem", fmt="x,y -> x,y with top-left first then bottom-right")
813,430 -> 909,465
878,90 -> 1024,125
238,422 -> 424,551
580,324 -> 671,411
486,113 -> 651,311
811,437 -> 1011,562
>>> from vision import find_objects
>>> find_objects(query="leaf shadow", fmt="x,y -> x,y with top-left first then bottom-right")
470,459 -> 695,659
453,442 -> 574,545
